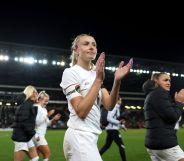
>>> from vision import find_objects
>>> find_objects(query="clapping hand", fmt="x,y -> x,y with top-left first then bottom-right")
95,52 -> 105,82
48,109 -> 55,117
114,58 -> 133,82
175,89 -> 184,103
53,114 -> 61,121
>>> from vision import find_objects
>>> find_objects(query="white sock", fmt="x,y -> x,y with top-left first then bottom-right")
30,156 -> 39,161
43,159 -> 49,161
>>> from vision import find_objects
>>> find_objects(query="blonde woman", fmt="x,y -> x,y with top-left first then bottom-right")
60,34 -> 133,161
33,91 -> 61,161
11,85 -> 39,161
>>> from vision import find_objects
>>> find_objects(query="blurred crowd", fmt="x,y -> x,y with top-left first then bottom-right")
2,105 -> 181,129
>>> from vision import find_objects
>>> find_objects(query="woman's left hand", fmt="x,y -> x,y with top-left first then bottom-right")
114,58 -> 133,81
53,114 -> 61,121
48,109 -> 55,117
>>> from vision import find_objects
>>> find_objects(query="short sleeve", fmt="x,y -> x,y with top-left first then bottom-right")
60,68 -> 82,100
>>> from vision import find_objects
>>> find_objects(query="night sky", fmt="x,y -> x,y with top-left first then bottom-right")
0,5 -> 184,63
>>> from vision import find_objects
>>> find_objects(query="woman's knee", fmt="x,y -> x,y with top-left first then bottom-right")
38,145 -> 51,158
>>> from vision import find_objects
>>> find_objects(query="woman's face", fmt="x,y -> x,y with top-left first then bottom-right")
156,74 -> 171,91
75,35 -> 97,62
39,96 -> 49,107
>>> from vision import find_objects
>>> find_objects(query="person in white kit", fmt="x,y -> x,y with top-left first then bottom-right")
33,91 -> 61,161
60,33 -> 133,161
99,97 -> 127,161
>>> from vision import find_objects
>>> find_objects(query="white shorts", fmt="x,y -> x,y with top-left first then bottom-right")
14,139 -> 35,152
63,128 -> 102,161
33,135 -> 48,147
147,145 -> 184,161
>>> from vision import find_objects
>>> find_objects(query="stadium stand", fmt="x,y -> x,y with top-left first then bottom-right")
1,41 -> 184,129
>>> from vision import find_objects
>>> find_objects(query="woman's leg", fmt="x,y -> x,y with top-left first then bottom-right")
37,145 -> 51,160
14,142 -> 28,161
113,130 -> 126,161
99,130 -> 113,155
27,140 -> 39,161
14,150 -> 25,161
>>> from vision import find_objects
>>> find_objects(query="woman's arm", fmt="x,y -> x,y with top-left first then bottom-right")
153,89 -> 184,124
107,108 -> 121,125
70,53 -> 105,119
102,58 -> 133,110
47,113 -> 61,126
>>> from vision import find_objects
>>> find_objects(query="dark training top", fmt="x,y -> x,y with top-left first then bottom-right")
143,80 -> 183,150
11,93 -> 37,142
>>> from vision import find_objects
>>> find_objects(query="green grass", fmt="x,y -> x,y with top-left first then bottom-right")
1,128 -> 184,161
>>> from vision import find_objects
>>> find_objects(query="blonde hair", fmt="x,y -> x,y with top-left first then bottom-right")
38,90 -> 49,101
151,72 -> 168,81
70,33 -> 95,67
23,85 -> 37,100
151,72 -> 170,88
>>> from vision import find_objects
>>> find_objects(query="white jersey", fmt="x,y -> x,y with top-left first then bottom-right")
60,65 -> 102,134
35,104 -> 50,136
106,103 -> 123,130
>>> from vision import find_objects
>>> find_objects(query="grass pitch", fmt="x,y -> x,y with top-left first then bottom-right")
1,128 -> 184,161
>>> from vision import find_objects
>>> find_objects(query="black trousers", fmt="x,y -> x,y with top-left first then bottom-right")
99,130 -> 126,161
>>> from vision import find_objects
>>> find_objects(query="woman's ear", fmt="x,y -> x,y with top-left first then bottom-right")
73,45 -> 78,52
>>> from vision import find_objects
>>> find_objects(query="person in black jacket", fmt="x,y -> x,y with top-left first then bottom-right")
143,72 -> 184,161
12,85 -> 39,161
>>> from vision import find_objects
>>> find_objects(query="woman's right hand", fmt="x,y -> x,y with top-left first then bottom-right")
175,89 -> 184,103
95,52 -> 105,82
